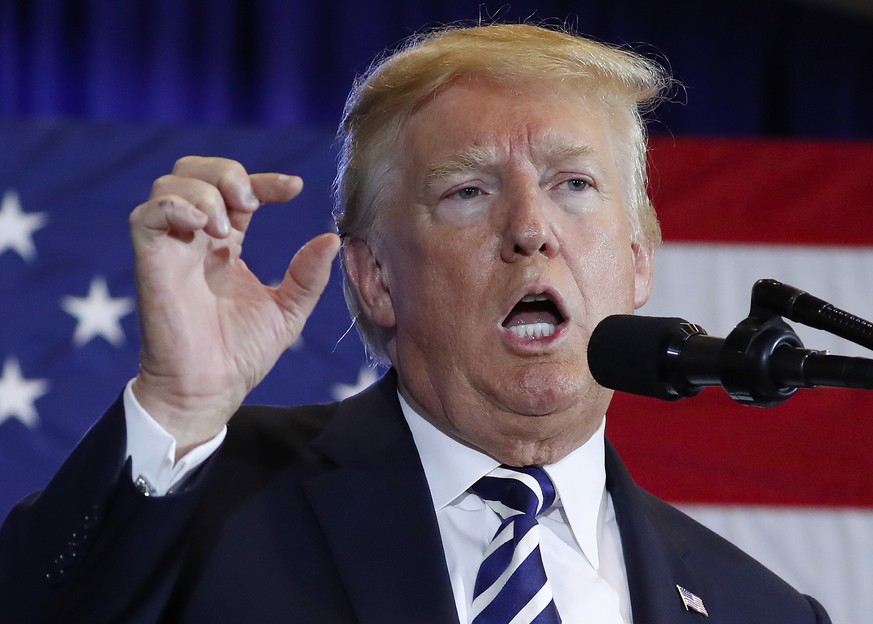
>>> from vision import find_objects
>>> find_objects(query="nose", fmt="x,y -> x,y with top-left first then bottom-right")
500,186 -> 559,262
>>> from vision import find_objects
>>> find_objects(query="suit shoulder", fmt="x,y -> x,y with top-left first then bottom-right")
636,490 -> 830,621
636,488 -> 766,568
221,402 -> 339,462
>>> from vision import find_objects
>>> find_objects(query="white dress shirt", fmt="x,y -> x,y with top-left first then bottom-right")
123,382 -> 633,622
398,394 -> 632,623
123,380 -> 226,495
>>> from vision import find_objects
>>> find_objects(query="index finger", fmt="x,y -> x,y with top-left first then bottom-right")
250,173 -> 304,206
172,156 -> 303,233
230,173 -> 303,233
172,156 -> 258,213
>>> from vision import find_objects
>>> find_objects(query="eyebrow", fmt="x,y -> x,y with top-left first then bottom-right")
421,144 -> 499,193
420,140 -> 602,193
538,139 -> 598,167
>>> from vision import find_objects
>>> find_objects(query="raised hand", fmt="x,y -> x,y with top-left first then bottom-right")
129,157 -> 340,455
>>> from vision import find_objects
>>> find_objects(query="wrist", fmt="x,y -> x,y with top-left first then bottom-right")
131,375 -> 239,458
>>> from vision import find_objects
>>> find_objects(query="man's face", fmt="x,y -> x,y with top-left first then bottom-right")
349,79 -> 653,465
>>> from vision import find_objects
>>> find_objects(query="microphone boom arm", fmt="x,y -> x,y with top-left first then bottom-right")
714,279 -> 873,407
752,278 -> 873,351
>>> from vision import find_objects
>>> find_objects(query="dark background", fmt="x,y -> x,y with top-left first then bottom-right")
3,0 -> 872,140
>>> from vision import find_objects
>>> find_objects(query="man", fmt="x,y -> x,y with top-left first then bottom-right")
0,23 -> 830,623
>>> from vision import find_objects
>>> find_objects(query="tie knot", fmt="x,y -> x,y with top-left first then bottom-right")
471,465 -> 557,520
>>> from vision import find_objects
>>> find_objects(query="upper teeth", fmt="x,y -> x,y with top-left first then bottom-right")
521,295 -> 548,302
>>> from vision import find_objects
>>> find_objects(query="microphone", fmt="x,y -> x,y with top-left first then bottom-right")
587,314 -> 873,405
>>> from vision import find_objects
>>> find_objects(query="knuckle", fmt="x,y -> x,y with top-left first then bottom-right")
151,174 -> 178,197
200,185 -> 225,211
216,162 -> 249,190
129,202 -> 145,226
172,155 -> 200,172
129,198 -> 165,231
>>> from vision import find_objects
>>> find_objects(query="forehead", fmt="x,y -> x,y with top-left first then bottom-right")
399,79 -> 620,174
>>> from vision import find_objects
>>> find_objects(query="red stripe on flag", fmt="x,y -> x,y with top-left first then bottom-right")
610,138 -> 873,508
607,387 -> 873,507
648,137 -> 873,247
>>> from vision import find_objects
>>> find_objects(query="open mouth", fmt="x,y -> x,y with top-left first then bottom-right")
502,294 -> 566,340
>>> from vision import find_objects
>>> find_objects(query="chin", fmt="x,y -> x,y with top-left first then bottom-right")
498,362 -> 589,416
466,365 -> 609,466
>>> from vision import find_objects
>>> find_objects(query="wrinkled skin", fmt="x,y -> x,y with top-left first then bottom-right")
130,157 -> 340,456
344,80 -> 654,466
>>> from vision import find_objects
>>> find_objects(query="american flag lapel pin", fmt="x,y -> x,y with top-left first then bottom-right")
676,584 -> 709,617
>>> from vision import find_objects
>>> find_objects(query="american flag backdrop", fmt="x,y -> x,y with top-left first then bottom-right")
1,120 -> 871,623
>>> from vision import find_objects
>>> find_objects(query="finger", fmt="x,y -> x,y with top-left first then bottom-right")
275,233 -> 342,344
130,194 -> 210,242
172,157 -> 303,234
232,173 -> 303,233
151,175 -> 233,239
172,156 -> 259,215
249,173 -> 303,204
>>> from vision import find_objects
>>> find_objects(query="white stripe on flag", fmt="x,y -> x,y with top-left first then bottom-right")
641,241 -> 873,624
643,243 -> 873,357
680,504 -> 873,624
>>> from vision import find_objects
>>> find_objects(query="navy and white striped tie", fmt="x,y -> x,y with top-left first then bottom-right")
470,465 -> 562,624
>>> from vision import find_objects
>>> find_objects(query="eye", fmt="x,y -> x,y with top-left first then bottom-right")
453,186 -> 482,200
564,178 -> 590,192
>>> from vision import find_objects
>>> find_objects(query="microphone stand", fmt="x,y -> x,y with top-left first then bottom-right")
716,279 -> 873,407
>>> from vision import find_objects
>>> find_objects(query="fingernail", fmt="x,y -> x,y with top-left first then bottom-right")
218,213 -> 231,235
245,189 -> 260,209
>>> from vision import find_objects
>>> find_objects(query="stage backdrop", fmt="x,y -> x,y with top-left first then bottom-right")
1,120 -> 871,623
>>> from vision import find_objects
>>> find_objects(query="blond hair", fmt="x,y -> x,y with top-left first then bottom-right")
333,22 -> 672,362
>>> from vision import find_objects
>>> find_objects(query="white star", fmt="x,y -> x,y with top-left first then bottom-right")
0,358 -> 49,428
61,277 -> 135,347
331,366 -> 379,401
0,189 -> 48,261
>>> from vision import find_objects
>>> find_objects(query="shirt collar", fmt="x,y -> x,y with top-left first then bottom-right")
398,392 -> 607,569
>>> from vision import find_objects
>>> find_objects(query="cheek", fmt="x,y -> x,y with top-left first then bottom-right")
409,223 -> 495,280
566,221 -> 637,309
389,237 -> 483,323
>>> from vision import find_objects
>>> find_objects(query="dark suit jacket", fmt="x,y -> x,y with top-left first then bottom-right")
0,372 -> 831,623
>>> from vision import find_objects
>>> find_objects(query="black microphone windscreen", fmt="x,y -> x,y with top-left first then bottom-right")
587,314 -> 690,401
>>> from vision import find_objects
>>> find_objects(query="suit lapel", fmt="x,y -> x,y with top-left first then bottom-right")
303,372 -> 460,624
302,374 -> 711,623
606,441 -> 712,623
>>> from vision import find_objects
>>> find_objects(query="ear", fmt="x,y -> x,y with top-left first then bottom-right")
343,237 -> 396,329
631,240 -> 654,309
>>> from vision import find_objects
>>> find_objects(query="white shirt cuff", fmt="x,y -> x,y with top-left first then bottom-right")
123,379 -> 227,496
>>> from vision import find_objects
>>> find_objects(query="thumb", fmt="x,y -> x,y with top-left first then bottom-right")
275,232 -> 342,339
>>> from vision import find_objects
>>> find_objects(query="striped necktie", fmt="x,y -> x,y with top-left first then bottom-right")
469,465 -> 562,624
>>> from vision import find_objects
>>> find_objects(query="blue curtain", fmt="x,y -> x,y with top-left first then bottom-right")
2,0 -> 871,139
